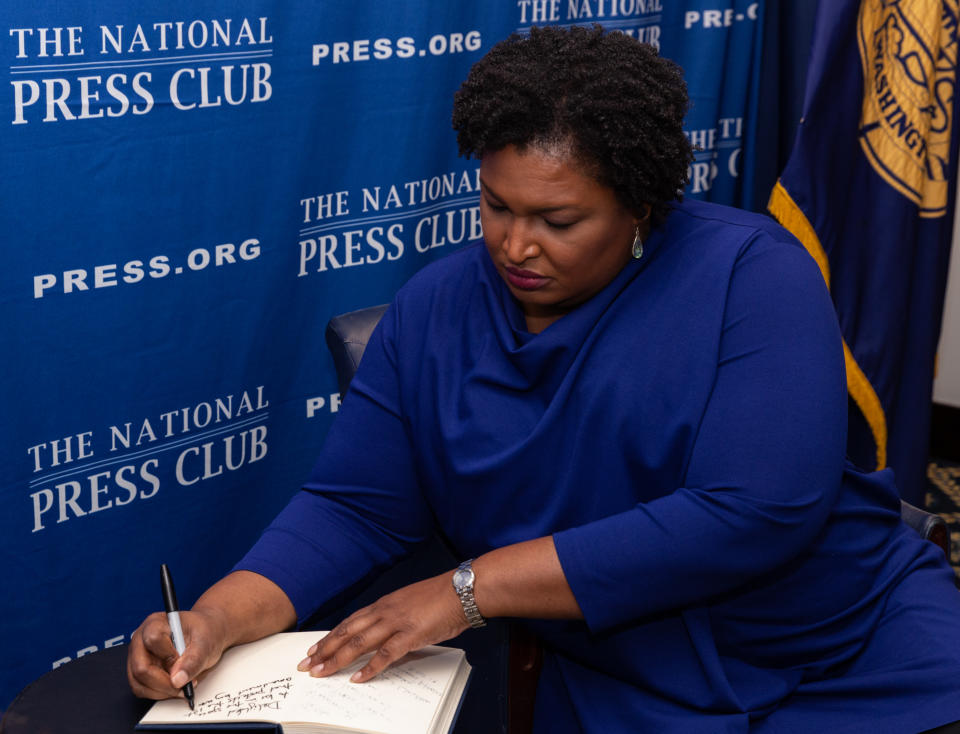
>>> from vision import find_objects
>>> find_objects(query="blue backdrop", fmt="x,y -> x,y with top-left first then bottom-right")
1,0 -> 773,708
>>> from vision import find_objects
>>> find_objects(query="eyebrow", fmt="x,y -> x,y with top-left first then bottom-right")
479,176 -> 581,214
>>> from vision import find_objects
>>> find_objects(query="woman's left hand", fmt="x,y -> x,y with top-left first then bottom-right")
297,571 -> 469,682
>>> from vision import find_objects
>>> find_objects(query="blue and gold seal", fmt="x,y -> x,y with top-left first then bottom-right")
857,0 -> 958,218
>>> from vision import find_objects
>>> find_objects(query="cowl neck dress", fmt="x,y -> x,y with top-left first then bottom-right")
241,199 -> 960,733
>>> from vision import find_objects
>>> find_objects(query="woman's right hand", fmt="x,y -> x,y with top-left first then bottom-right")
126,570 -> 298,701
126,607 -> 228,701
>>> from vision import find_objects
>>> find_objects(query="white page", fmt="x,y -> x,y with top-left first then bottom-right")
139,632 -> 466,734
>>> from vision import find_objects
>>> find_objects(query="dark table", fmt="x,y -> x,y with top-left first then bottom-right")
0,625 -> 515,734
1,543 -> 520,734
1,646 -> 151,734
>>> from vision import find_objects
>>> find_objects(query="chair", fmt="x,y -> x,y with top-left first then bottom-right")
901,499 -> 950,557
325,303 -> 389,399
323,304 -> 950,734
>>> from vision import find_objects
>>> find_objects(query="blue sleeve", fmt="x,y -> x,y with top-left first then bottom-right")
235,304 -> 434,625
554,235 -> 848,632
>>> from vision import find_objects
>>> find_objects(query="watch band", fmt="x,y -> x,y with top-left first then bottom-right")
453,559 -> 486,628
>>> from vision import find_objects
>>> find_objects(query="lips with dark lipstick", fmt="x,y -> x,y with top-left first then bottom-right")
503,266 -> 549,290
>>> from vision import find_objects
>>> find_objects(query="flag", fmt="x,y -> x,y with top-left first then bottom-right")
768,0 -> 960,505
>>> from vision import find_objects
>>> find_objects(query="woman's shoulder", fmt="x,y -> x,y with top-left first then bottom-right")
662,198 -> 817,277
400,240 -> 488,292
394,241 -> 488,303
666,198 -> 800,247
389,241 -> 492,325
653,199 -> 828,314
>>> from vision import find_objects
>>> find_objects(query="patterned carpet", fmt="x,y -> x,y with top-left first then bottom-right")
925,459 -> 960,580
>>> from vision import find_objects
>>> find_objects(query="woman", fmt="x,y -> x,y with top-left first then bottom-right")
128,26 -> 960,732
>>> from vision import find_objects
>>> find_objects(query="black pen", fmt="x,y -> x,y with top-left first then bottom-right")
160,563 -> 195,710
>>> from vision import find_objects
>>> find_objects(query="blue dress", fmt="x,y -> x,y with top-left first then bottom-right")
239,199 -> 960,732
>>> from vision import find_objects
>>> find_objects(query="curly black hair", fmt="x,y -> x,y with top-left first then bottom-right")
452,25 -> 693,224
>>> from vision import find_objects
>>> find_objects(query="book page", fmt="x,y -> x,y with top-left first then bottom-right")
139,631 -> 466,734
283,650 -> 460,732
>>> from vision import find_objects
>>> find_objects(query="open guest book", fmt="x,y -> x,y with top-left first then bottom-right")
136,631 -> 471,734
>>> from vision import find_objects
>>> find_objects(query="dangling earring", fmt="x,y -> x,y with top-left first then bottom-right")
631,225 -> 644,260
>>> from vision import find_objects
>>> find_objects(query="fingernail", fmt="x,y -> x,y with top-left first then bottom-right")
350,671 -> 362,682
297,657 -> 312,671
307,644 -> 318,656
309,663 -> 324,676
171,671 -> 188,688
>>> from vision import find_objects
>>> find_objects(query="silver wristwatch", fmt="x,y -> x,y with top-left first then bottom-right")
452,559 -> 486,628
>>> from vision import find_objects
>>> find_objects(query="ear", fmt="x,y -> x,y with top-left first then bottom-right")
632,204 -> 652,230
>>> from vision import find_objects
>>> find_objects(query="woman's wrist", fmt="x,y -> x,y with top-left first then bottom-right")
471,537 -> 583,621
191,570 -> 297,649
189,601 -> 232,651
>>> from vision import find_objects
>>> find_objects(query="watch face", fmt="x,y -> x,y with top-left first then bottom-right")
452,568 -> 473,590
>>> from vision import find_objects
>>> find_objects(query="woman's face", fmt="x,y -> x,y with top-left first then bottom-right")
480,144 -> 640,333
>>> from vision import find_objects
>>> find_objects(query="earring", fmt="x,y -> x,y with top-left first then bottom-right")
631,225 -> 643,260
